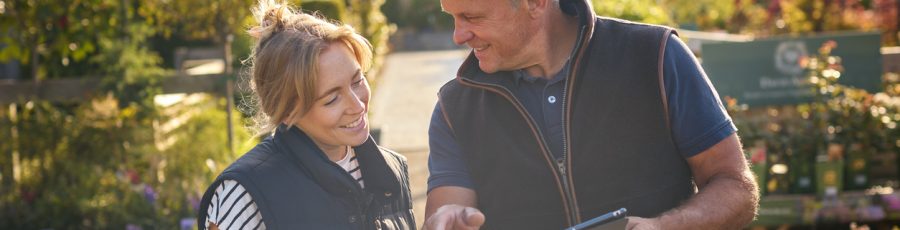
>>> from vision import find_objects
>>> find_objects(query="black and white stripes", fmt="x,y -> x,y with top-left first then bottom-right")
337,149 -> 365,188
206,180 -> 266,230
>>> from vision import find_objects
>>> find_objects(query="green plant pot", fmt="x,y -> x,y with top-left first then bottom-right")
789,155 -> 816,194
844,155 -> 869,190
816,161 -> 844,197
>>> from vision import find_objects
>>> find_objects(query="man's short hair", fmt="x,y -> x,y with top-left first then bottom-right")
510,0 -> 562,9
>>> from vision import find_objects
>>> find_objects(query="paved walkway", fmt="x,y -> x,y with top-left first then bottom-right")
370,49 -> 469,227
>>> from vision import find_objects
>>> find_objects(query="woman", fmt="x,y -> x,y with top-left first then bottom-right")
197,1 -> 414,229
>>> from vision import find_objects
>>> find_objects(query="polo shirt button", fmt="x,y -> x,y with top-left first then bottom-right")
548,96 -> 557,104
349,216 -> 357,223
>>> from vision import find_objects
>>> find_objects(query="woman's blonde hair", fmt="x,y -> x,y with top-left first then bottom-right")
245,0 -> 373,136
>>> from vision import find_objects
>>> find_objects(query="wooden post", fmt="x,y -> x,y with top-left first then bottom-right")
30,45 -> 38,83
7,103 -> 19,185
225,35 -> 236,156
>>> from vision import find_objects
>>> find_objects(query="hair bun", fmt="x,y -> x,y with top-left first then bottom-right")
249,0 -> 292,40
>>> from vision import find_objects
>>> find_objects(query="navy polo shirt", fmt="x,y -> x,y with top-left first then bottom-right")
428,35 -> 737,191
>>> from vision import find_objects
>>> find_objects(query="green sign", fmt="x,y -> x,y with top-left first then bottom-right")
702,32 -> 882,107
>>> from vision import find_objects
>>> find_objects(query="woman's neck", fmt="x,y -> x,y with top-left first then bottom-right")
318,144 -> 349,162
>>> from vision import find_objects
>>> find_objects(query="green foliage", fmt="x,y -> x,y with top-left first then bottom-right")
382,0 -> 453,30
660,0 -> 773,35
91,23 -> 170,119
139,0 -> 256,43
777,0 -> 879,35
654,0 -> 897,45
300,0 -> 347,21
730,41 -> 900,194
662,0 -> 737,30
0,4 -> 255,226
0,0 -> 122,79
592,0 -> 673,26
0,0 -> 395,80
0,96 -> 253,228
343,0 -> 393,79
798,41 -> 897,152
0,0 -> 257,79
0,0 -> 394,227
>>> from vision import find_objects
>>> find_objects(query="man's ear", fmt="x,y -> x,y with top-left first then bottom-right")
525,0 -> 551,18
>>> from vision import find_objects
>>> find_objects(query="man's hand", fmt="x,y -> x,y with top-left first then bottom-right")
424,186 -> 482,230
424,204 -> 485,230
626,217 -> 661,230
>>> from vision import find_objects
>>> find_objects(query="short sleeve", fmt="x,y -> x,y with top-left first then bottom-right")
663,34 -> 737,158
427,103 -> 476,192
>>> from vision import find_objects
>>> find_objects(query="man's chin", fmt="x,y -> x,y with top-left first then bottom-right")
477,62 -> 500,74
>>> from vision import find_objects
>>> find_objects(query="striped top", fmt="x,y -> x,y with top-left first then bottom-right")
205,180 -> 266,230
336,148 -> 365,188
206,148 -> 363,229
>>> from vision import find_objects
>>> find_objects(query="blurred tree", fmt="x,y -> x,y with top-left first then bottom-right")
777,0 -> 877,34
138,0 -> 255,104
0,0 -> 396,228
139,0 -> 254,44
663,0 -> 738,30
726,0 -> 774,35
874,0 -> 899,45
770,0 -> 900,44
0,0 -> 122,80
658,0 -> 898,45
0,0 -> 258,79
382,0 -> 453,31
0,97 -> 253,228
0,0 -> 259,228
592,0 -> 673,26
344,0 -> 392,79
300,0 -> 348,20
729,41 -> 900,196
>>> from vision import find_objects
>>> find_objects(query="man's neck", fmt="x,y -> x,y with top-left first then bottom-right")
522,12 -> 580,79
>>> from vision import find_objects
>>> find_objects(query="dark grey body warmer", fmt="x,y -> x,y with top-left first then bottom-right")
436,9 -> 695,230
198,125 -> 415,229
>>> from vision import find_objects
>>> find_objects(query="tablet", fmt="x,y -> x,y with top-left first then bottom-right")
565,208 -> 628,230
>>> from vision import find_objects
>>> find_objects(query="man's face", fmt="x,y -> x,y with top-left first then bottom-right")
441,0 -> 538,73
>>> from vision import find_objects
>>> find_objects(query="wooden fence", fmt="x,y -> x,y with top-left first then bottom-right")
0,73 -> 244,154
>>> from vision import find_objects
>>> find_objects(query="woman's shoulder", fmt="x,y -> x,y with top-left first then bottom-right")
226,138 -> 282,171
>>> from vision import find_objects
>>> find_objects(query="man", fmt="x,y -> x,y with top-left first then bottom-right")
424,0 -> 759,229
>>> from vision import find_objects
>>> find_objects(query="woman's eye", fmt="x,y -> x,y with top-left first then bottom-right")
324,95 -> 338,106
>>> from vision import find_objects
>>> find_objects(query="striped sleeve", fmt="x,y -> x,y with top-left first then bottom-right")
206,180 -> 266,230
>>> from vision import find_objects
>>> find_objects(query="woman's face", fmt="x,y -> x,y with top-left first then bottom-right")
293,42 -> 370,153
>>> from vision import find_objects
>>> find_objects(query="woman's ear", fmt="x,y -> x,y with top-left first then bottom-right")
284,105 -> 306,127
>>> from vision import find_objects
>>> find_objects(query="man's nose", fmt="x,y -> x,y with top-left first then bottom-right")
452,24 -> 473,46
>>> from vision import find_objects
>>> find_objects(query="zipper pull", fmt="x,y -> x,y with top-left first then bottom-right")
557,158 -> 567,179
